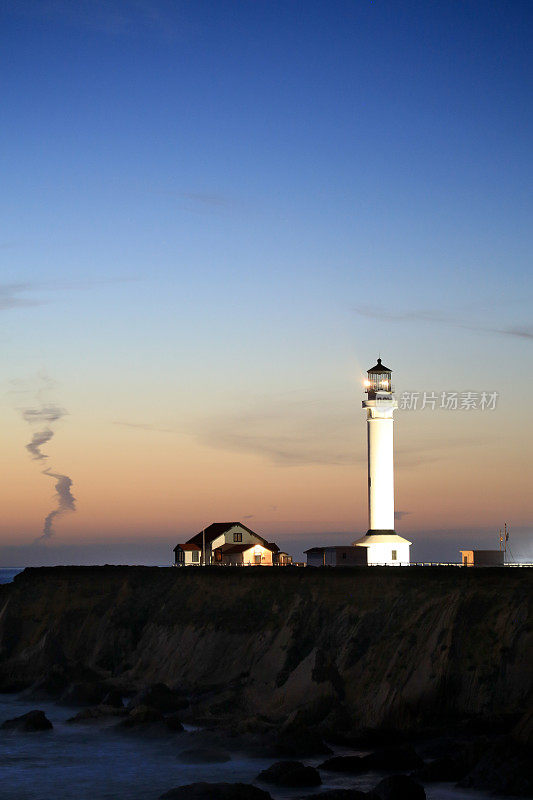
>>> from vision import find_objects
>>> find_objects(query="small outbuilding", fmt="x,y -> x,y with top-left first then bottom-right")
460,549 -> 504,567
304,546 -> 368,567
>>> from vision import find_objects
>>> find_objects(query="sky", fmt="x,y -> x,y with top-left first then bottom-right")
0,0 -> 531,565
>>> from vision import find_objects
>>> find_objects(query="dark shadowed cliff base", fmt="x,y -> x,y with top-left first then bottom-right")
0,566 -> 532,795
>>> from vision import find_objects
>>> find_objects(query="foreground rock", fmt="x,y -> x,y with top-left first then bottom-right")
59,680 -> 108,706
127,683 -> 187,713
364,745 -> 423,771
176,747 -> 231,764
373,775 -> 426,800
159,784 -> 272,799
298,791 -> 368,799
272,727 -> 332,757
459,738 -> 533,797
320,755 -> 366,773
257,760 -> 321,787
320,745 -> 422,775
119,705 -> 164,727
1,710 -> 53,732
413,755 -> 466,782
67,704 -> 128,723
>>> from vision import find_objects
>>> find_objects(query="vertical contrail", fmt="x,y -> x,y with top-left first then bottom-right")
21,403 -> 76,542
38,469 -> 76,542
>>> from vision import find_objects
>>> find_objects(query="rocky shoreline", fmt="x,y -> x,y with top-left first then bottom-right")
0,566 -> 531,796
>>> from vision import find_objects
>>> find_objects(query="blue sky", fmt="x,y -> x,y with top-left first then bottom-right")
0,1 -> 531,564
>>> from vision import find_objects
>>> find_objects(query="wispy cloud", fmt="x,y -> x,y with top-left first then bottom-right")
22,404 -> 67,424
195,396 -> 483,468
394,510 -> 410,520
19,389 -> 76,542
0,279 -> 139,313
37,469 -> 76,543
26,429 -> 54,460
353,305 -> 532,340
113,421 -> 174,433
0,284 -> 41,311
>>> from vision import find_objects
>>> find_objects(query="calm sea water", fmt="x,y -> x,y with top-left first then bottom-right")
0,569 -> 23,585
0,695 -> 505,800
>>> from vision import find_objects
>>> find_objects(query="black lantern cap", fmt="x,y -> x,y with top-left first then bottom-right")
368,357 -> 392,373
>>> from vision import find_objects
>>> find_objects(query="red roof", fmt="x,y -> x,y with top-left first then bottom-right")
173,543 -> 201,551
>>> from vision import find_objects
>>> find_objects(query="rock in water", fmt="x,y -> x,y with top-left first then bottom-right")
176,747 -> 231,763
319,755 -> 366,773
159,783 -> 272,799
67,705 -> 128,723
101,689 -> 124,708
1,710 -> 53,732
363,745 -> 424,771
127,683 -> 187,712
413,755 -> 467,782
257,761 -> 321,787
373,774 -> 426,800
164,712 -> 184,732
300,792 -> 368,799
120,705 -> 164,727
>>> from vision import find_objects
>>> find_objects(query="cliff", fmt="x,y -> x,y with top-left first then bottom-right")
0,566 -> 531,736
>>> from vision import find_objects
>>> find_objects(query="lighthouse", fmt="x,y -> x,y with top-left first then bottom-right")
353,357 -> 411,565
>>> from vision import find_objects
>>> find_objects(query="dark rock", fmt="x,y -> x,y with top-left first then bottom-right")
0,677 -> 32,693
362,745 -> 423,771
176,747 -> 231,764
373,775 -> 426,800
272,728 -> 332,757
300,792 -> 369,800
127,683 -> 187,713
257,760 -> 321,787
120,705 -> 164,727
1,710 -> 53,732
413,755 -> 466,782
319,756 -> 366,773
165,712 -> 184,732
67,705 -> 128,723
59,681 -> 107,706
330,728 -> 403,749
159,784 -> 272,800
459,738 -> 533,797
23,666 -> 70,699
101,689 -> 124,708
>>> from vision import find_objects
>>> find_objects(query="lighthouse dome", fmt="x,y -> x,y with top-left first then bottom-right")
368,357 -> 392,373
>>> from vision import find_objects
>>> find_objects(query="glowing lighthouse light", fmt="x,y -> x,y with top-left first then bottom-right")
353,357 -> 411,565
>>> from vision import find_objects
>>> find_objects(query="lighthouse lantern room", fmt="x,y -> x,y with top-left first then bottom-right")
353,357 -> 411,565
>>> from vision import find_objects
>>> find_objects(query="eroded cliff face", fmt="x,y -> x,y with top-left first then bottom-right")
0,566 -> 531,733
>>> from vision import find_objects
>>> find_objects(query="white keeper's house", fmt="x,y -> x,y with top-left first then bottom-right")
173,522 -> 284,566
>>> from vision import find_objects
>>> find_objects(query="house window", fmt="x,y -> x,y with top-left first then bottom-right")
191,550 -> 199,563
254,554 -> 262,564
233,531 -> 242,542
176,549 -> 184,563
342,552 -> 347,559
391,550 -> 397,561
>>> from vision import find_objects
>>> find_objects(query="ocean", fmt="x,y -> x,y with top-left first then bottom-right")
0,695 -> 504,800
0,569 -> 23,585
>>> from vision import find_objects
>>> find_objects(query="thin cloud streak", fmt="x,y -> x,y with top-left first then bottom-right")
113,421 -> 174,433
36,469 -> 76,543
197,400 -> 486,468
353,305 -> 533,340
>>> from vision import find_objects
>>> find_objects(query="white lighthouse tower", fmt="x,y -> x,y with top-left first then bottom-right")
353,357 -> 411,565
